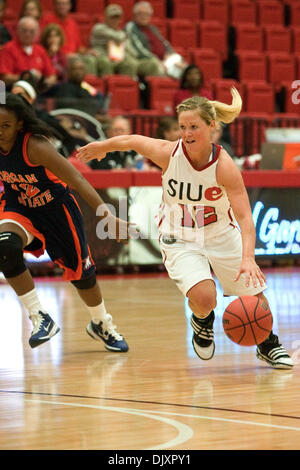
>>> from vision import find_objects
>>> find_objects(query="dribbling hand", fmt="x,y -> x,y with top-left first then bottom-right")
234,258 -> 266,288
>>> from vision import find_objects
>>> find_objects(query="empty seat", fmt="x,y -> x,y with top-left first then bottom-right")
288,3 -> 300,26
104,75 -> 140,112
263,26 -> 292,53
256,0 -> 284,26
76,0 -> 105,13
172,0 -> 201,19
151,17 -> 168,38
230,0 -> 256,24
202,0 -> 229,24
189,48 -> 222,82
198,21 -> 228,60
167,19 -> 198,48
233,23 -> 264,52
237,51 -> 267,82
84,75 -> 105,93
267,53 -> 296,87
244,81 -> 275,114
291,26 -> 300,53
145,76 -> 179,114
149,0 -> 167,18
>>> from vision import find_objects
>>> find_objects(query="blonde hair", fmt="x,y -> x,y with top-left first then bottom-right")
176,87 -> 242,125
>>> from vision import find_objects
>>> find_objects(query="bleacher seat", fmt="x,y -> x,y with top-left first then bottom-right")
189,48 -> 222,82
76,0 -> 105,14
244,81 -> 275,114
263,26 -> 292,53
232,23 -> 264,52
84,75 -> 105,93
145,76 -> 179,114
202,0 -> 229,24
167,19 -> 198,48
288,2 -> 300,26
291,27 -> 300,53
172,0 -> 201,19
212,79 -> 245,105
256,0 -> 284,26
198,21 -> 228,60
267,53 -> 296,87
236,51 -> 267,82
104,75 -> 140,112
150,0 -> 167,18
230,0 -> 256,24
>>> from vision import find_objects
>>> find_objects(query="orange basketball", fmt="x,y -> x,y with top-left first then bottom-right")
223,296 -> 273,346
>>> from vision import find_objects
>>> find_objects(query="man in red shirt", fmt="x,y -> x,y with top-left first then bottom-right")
0,17 -> 57,88
40,0 -> 98,74
40,0 -> 82,55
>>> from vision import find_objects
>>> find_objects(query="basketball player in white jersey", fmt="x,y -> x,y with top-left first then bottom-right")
77,88 -> 293,369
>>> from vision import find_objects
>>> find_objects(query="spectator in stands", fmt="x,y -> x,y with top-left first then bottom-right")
47,55 -> 107,115
90,4 -> 138,78
173,64 -> 213,110
11,76 -> 82,156
40,23 -> 67,82
19,0 -> 42,21
0,16 -> 57,89
156,116 -> 180,141
211,122 -> 234,158
40,0 -> 97,74
0,0 -> 12,49
125,1 -> 173,77
89,116 -> 138,170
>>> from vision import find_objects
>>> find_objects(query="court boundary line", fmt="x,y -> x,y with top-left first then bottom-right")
1,389 -> 300,421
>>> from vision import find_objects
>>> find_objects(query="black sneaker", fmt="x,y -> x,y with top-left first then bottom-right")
29,311 -> 60,348
86,314 -> 129,352
191,311 -> 215,360
256,332 -> 293,369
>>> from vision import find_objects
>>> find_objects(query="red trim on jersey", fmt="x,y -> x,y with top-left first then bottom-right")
228,207 -> 237,229
171,141 -> 180,157
0,200 -> 46,257
22,133 -> 39,167
45,168 -> 67,187
69,192 -> 83,214
181,142 -> 221,171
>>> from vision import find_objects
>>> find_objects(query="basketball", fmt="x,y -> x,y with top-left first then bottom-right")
223,296 -> 273,346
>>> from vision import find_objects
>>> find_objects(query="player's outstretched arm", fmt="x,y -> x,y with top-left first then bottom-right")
77,134 -> 176,172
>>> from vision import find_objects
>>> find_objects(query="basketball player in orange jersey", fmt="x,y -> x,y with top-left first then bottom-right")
0,93 -> 129,352
77,88 -> 293,369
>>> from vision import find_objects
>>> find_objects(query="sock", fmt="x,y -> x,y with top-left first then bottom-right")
193,310 -> 214,325
89,300 -> 107,324
18,288 -> 44,321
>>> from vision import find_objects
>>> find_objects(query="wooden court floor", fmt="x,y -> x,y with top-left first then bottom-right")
0,267 -> 299,450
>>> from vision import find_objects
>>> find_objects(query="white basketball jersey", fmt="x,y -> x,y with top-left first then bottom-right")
157,140 -> 237,244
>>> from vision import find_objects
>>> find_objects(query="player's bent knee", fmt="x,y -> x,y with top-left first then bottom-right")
71,273 -> 97,290
0,232 -> 27,278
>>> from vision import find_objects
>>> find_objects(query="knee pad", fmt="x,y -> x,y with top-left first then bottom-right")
0,232 -> 27,278
71,273 -> 97,290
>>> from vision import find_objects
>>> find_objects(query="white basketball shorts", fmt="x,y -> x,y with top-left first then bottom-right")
159,226 -> 266,297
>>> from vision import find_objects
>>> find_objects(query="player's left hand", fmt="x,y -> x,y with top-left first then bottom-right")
77,142 -> 107,163
234,258 -> 266,288
112,216 -> 137,244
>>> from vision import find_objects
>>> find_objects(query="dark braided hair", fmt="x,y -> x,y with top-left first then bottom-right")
0,93 -> 53,138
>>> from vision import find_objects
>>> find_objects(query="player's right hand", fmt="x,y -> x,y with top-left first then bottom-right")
77,142 -> 107,162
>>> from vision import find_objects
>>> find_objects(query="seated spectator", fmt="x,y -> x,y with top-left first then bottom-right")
0,16 -> 57,89
155,116 -> 180,141
19,0 -> 42,21
211,122 -> 234,158
40,23 -> 67,82
46,55 -> 108,116
89,116 -> 139,170
40,0 -> 97,75
0,0 -> 12,49
125,1 -> 172,78
11,76 -> 84,156
173,64 -> 213,110
90,4 -> 138,78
